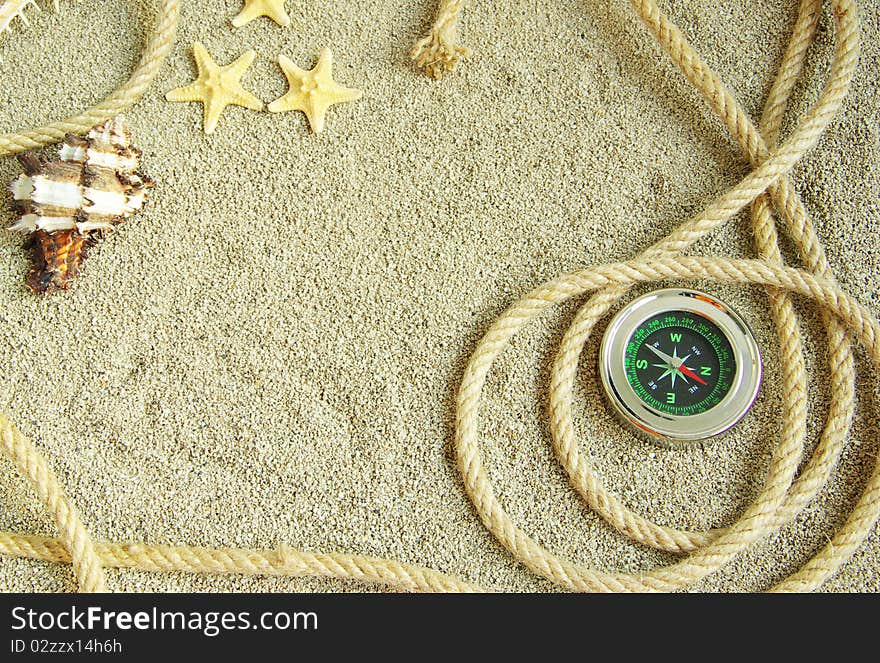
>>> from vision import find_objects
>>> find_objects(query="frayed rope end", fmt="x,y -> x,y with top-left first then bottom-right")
411,28 -> 471,79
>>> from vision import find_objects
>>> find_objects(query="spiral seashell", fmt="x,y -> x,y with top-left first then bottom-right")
7,116 -> 153,293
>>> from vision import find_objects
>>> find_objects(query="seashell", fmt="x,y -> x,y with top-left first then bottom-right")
7,116 -> 153,294
24,228 -> 87,294
0,0 -> 59,35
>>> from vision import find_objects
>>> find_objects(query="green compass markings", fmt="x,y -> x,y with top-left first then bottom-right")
623,311 -> 736,417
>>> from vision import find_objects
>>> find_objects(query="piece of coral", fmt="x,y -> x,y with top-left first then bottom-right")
268,48 -> 362,133
231,0 -> 290,28
165,42 -> 263,134
7,116 -> 153,294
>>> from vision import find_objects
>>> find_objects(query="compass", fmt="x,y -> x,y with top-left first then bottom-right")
599,288 -> 762,443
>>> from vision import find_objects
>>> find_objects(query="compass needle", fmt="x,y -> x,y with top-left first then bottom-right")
645,343 -> 676,364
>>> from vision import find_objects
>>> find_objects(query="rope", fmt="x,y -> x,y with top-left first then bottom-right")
0,0 -> 876,592
0,414 -> 107,592
0,0 -> 180,156
547,0 -> 858,556
411,0 -> 469,79
0,533 -> 481,592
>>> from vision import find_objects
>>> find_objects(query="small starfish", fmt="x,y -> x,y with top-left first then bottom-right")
165,42 -> 263,134
268,49 -> 362,133
231,0 -> 290,27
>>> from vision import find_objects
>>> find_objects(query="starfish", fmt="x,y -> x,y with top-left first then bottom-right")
231,0 -> 290,27
165,42 -> 263,134
268,49 -> 362,133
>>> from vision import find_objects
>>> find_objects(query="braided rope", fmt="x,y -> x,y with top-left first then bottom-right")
0,0 -> 877,592
0,414 -> 107,591
0,0 -> 180,156
548,0 -> 858,555
0,533 -> 481,592
452,0 -> 874,591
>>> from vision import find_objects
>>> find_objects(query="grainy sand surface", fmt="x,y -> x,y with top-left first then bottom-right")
0,0 -> 878,592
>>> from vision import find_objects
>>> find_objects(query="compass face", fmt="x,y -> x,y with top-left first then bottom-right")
625,311 -> 736,416
599,288 -> 762,443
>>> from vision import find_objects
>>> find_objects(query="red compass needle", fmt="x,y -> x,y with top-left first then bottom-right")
678,363 -> 708,386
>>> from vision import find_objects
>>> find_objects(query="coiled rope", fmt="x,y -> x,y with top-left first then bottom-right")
0,0 -> 876,592
0,0 -> 180,156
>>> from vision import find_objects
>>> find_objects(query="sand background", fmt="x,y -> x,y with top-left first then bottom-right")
0,0 -> 878,592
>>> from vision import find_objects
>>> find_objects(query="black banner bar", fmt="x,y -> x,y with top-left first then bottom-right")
0,592 -> 868,659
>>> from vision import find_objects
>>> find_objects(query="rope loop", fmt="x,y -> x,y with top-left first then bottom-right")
0,0 -> 180,156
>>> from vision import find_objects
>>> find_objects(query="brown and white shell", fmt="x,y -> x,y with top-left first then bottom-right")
7,116 -> 153,293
